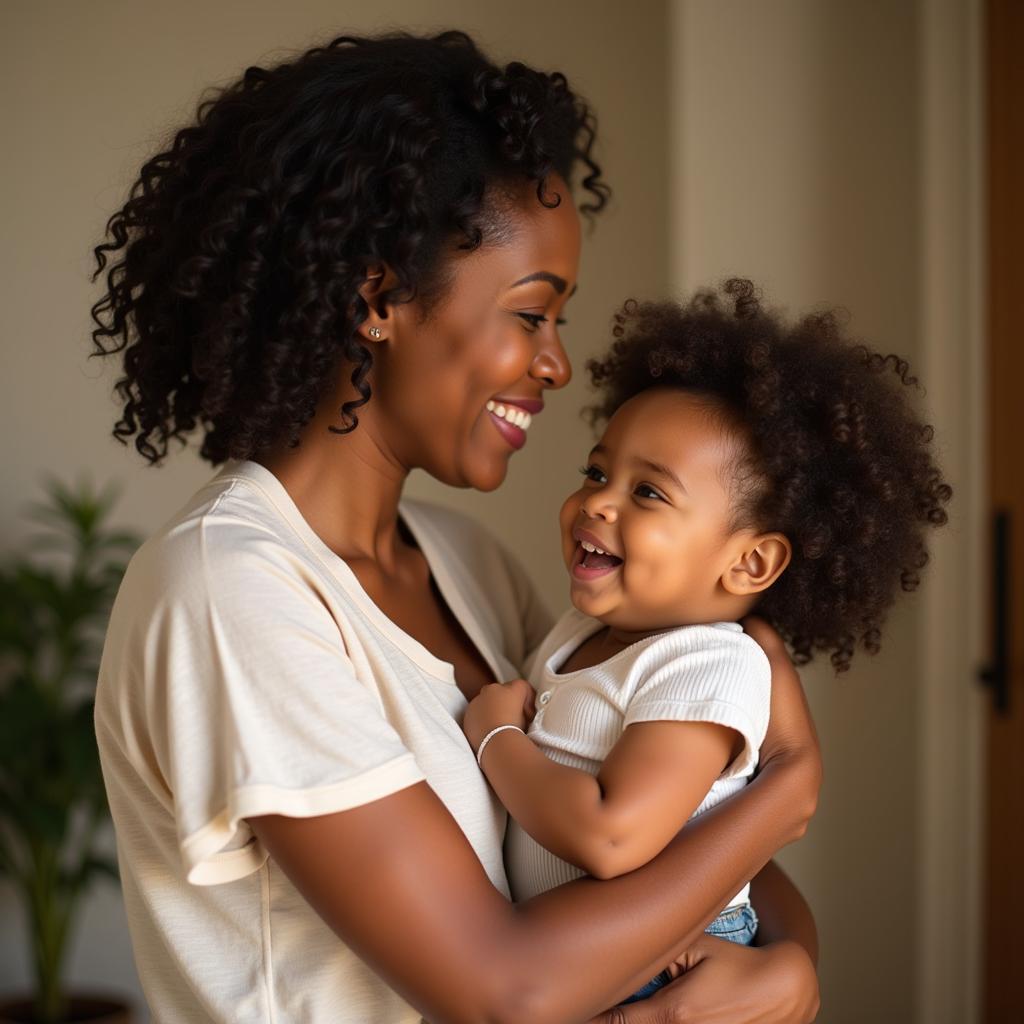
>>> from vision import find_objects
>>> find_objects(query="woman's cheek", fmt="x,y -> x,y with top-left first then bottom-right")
486,325 -> 535,378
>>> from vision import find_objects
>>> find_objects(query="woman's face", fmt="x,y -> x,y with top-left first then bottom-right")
371,176 -> 581,491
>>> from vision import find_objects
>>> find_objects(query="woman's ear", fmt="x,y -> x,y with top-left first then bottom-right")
355,264 -> 400,343
721,533 -> 792,597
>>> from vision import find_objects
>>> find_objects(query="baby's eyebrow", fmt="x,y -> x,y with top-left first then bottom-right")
589,444 -> 688,494
635,457 -> 687,494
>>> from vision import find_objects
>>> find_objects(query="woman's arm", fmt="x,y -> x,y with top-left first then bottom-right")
751,857 -> 818,964
465,678 -> 737,880
588,931 -> 820,1024
248,635 -> 819,1024
587,862 -> 819,1024
250,759 -> 807,1024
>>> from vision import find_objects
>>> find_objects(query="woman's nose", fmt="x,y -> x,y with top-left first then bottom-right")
529,330 -> 571,390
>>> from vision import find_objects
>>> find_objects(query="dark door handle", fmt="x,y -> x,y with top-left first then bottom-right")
979,509 -> 1010,714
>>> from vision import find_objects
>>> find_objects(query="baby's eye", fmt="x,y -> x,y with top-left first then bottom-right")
634,484 -> 664,501
579,464 -> 606,484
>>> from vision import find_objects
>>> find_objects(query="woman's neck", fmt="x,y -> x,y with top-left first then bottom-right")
255,381 -> 411,568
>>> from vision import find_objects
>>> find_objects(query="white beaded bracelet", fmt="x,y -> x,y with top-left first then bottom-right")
475,724 -> 524,767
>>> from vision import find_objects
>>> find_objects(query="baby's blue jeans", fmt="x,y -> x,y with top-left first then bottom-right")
620,902 -> 759,1005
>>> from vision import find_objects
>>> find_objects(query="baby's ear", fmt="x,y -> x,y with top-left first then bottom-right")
721,533 -> 792,597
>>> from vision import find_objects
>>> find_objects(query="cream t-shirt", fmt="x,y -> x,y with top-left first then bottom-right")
506,607 -> 771,908
95,461 -> 551,1023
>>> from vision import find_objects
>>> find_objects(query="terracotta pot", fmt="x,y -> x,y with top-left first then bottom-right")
0,996 -> 131,1024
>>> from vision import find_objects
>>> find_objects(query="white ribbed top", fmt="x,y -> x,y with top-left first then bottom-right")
507,608 -> 771,906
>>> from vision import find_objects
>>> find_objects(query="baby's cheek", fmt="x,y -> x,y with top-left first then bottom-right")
559,491 -> 581,527
558,493 -> 582,552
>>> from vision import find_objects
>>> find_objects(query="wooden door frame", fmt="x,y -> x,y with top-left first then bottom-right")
915,0 -> 986,1022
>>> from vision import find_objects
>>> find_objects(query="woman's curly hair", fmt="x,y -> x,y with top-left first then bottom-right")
90,30 -> 609,464
586,279 -> 953,673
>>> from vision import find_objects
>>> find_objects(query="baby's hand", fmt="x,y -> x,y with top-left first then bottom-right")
463,678 -> 535,753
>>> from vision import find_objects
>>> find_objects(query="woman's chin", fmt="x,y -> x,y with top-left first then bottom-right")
469,461 -> 511,492
427,452 -> 511,493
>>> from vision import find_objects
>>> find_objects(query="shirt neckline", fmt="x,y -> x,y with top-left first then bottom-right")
213,460 -> 499,687
547,610 -> 744,680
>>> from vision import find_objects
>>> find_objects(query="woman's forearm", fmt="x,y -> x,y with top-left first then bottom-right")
507,747 -> 818,1018
251,743 -> 817,1024
750,858 -> 819,965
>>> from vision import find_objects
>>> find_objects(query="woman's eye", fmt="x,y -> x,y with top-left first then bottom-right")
579,464 -> 606,484
516,312 -> 548,331
635,484 -> 664,501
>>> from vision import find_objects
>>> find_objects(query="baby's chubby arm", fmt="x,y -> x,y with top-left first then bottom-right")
463,681 -> 739,880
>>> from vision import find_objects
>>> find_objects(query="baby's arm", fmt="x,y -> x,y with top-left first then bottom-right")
463,680 -> 739,880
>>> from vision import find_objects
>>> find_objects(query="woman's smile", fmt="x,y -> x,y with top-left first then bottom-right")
485,396 -> 542,450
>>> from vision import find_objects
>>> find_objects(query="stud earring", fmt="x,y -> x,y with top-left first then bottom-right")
368,327 -> 382,339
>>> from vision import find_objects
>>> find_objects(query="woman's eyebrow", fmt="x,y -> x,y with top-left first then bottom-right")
510,271 -> 572,295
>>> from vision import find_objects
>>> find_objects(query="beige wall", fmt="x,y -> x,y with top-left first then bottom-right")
1,2 -> 983,1022
0,0 -> 670,1016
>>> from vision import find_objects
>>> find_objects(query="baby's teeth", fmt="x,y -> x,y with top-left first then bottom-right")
495,404 -> 507,417
486,400 -> 495,412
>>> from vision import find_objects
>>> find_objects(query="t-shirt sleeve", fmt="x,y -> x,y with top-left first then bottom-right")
623,633 -> 771,780
139,533 -> 424,887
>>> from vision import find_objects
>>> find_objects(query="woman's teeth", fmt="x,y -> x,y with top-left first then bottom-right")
486,400 -> 532,430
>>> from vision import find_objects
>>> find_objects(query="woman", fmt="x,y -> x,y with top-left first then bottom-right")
92,31 -> 821,1023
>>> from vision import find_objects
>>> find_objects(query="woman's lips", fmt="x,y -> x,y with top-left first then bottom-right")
486,397 -> 540,451
488,410 -> 527,450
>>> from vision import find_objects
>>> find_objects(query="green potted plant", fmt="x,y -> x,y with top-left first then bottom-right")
0,480 -> 140,1024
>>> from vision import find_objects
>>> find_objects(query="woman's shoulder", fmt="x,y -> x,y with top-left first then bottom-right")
121,463 -> 322,610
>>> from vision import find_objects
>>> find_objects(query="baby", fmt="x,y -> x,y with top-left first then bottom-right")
462,278 -> 953,1003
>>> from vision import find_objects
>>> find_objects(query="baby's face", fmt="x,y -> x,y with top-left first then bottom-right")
559,388 -> 755,632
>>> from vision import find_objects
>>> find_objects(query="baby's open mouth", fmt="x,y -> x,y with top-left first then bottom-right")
572,539 -> 624,578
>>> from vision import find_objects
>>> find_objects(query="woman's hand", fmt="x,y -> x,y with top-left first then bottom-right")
587,935 -> 820,1024
462,678 -> 535,751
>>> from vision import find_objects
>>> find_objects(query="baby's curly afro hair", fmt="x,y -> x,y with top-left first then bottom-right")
586,279 -> 953,673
